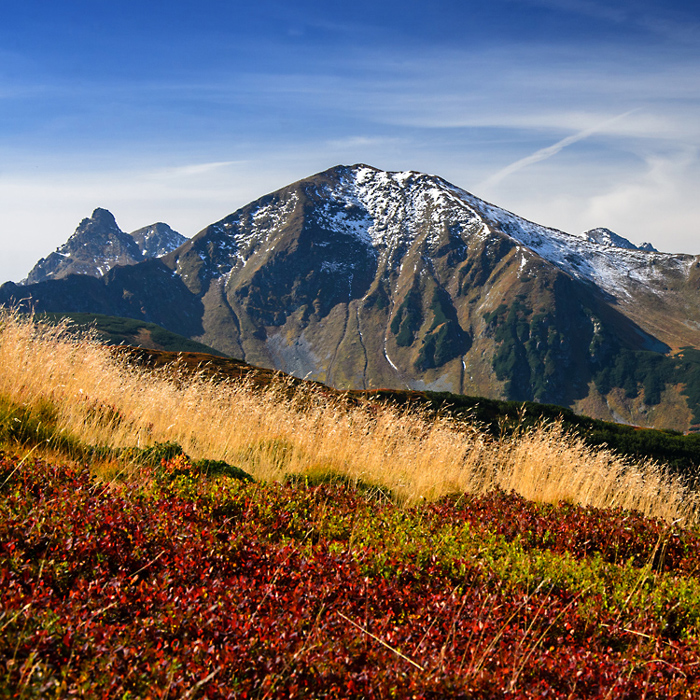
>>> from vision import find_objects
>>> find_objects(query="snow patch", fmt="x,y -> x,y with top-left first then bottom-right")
384,348 -> 400,372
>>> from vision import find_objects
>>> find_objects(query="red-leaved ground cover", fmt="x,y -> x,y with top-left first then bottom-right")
2,452 -> 700,698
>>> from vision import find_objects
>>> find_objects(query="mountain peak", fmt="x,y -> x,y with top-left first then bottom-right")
582,227 -> 641,250
85,207 -> 120,228
22,209 -> 186,285
6,163 -> 700,431
129,222 -> 187,259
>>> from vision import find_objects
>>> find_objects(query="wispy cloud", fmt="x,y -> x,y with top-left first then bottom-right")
479,110 -> 639,189
150,161 -> 242,179
583,148 -> 700,251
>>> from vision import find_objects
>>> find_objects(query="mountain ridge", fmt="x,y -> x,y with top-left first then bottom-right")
5,163 -> 700,430
22,208 -> 186,284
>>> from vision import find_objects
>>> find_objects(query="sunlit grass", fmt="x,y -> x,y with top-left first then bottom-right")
1,309 -> 697,524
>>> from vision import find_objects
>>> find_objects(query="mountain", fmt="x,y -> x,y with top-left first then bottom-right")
22,208 -> 186,284
582,227 -> 658,252
5,164 -> 700,430
129,222 -> 188,259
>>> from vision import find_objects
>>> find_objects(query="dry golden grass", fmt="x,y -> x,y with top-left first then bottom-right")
1,310 -> 698,524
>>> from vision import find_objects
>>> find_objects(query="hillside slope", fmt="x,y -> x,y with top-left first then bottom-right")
38,312 -> 229,356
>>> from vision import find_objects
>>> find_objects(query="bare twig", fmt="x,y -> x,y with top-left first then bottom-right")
181,666 -> 222,699
337,611 -> 425,671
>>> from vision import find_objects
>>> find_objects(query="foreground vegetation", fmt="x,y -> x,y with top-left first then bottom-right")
3,452 -> 700,698
0,311 -> 697,522
4,311 -> 700,696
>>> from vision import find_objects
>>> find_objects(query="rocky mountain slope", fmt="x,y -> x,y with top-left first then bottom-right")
4,164 -> 700,430
22,208 -> 186,284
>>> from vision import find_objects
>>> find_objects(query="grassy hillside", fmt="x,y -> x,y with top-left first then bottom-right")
104,343 -> 700,480
0,311 -> 696,522
36,312 -> 229,356
367,390 -> 700,478
3,310 -> 700,696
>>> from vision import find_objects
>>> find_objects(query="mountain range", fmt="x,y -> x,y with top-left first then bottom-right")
4,164 -> 700,431
22,209 -> 186,284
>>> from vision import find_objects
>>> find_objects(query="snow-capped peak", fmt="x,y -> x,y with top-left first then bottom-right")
129,222 -> 187,258
339,165 -> 692,302
582,228 -> 640,250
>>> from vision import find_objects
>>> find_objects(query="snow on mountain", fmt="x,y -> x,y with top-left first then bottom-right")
452,187 -> 693,301
129,222 -> 187,259
165,163 -> 696,312
305,165 -> 693,303
19,165 -> 684,303
582,228 -> 639,250
315,166 -> 485,258
22,209 -> 187,284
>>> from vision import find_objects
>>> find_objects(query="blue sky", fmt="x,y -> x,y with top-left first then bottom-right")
2,0 -> 700,282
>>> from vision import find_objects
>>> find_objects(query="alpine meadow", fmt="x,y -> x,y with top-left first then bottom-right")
5,0 -> 700,694
4,308 -> 700,696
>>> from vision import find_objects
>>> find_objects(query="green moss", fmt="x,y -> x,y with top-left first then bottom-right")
194,459 -> 254,482
126,441 -> 184,467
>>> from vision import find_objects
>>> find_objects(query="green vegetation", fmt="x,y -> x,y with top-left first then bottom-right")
415,285 -> 470,370
591,347 -> 700,428
486,299 -> 700,428
362,281 -> 390,310
390,284 -> 423,346
0,393 -> 252,484
389,282 -> 470,369
36,312 -> 229,356
679,349 -> 700,425
593,348 -> 674,404
487,299 -> 563,402
3,454 -> 700,697
4,311 -> 700,695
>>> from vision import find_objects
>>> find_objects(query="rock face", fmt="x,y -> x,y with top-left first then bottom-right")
583,228 -> 640,250
6,165 -> 700,429
22,209 -> 186,284
582,228 -> 658,253
129,222 -> 188,259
